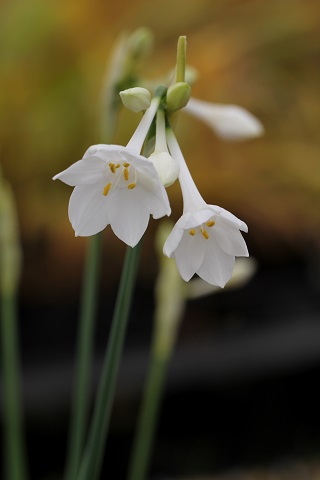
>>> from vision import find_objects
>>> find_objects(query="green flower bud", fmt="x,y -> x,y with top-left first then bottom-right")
166,82 -> 191,113
119,87 -> 151,112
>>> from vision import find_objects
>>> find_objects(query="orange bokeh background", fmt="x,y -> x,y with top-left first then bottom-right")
1,0 -> 320,301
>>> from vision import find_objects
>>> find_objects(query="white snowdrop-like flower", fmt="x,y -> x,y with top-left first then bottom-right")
184,97 -> 264,141
53,97 -> 171,247
163,128 -> 248,287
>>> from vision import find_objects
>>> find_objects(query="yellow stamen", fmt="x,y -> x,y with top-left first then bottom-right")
123,162 -> 130,168
123,167 -> 129,181
103,183 -> 112,196
206,220 -> 215,227
189,229 -> 196,236
127,183 -> 136,189
115,163 -> 121,169
109,163 -> 116,173
201,228 -> 209,240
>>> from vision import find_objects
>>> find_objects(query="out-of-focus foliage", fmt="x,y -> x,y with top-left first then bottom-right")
0,0 -> 319,299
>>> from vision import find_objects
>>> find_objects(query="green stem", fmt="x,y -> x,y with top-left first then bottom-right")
175,36 -> 187,83
77,242 -> 142,480
64,233 -> 103,480
127,344 -> 168,480
0,293 -> 28,480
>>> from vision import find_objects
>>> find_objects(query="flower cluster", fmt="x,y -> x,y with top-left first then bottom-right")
54,65 -> 263,287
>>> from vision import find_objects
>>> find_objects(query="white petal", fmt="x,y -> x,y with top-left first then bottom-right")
53,157 -> 105,186
83,144 -> 127,161
185,97 -> 264,141
173,231 -> 206,282
182,207 -> 220,229
163,224 -> 184,257
68,182 -> 110,236
219,208 -> 248,232
197,238 -> 235,287
107,188 -> 150,247
137,168 -> 171,218
213,221 -> 248,257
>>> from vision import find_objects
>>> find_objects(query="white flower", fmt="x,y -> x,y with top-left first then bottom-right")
53,97 -> 171,247
184,97 -> 264,141
164,128 -> 248,287
148,109 -> 179,187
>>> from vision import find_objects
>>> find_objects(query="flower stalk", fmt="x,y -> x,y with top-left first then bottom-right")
64,233 -> 103,480
127,222 -> 186,480
0,172 -> 28,480
77,241 -> 142,480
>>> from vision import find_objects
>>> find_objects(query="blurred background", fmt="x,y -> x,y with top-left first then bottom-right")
1,0 -> 320,478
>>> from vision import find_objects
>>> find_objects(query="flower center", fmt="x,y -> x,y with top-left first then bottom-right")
188,219 -> 215,240
103,161 -> 137,196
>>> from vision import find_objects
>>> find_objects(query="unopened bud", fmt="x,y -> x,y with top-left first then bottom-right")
166,82 -> 191,112
119,87 -> 151,112
149,151 -> 180,187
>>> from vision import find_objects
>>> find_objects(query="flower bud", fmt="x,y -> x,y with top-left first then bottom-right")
149,151 -> 180,187
119,87 -> 152,113
166,82 -> 191,112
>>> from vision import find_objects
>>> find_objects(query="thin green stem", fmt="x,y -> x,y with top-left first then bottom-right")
127,344 -> 168,480
175,36 -> 187,83
64,233 -> 103,480
77,242 -> 142,480
1,293 -> 28,480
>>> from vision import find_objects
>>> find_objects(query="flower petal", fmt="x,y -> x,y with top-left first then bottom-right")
197,237 -> 235,287
68,182 -> 110,236
53,157 -> 105,186
172,231 -> 206,282
137,170 -> 171,218
213,221 -> 248,257
163,224 -> 184,257
107,188 -> 150,247
185,97 -> 264,141
219,208 -> 248,232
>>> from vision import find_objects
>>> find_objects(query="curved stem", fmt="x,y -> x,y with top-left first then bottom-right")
77,242 -> 142,480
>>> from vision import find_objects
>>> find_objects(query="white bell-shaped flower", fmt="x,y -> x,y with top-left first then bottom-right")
163,128 -> 248,287
53,97 -> 171,247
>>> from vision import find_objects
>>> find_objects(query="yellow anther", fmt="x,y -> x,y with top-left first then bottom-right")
109,163 -> 116,173
206,220 -> 215,227
123,167 -> 129,181
123,162 -> 130,168
127,183 -> 136,189
201,228 -> 209,240
115,163 -> 121,169
189,229 -> 196,236
103,183 -> 112,196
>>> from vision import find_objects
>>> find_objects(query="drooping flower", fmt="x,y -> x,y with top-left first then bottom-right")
163,128 -> 248,287
53,97 -> 171,247
184,97 -> 264,141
